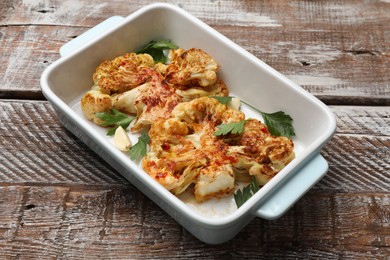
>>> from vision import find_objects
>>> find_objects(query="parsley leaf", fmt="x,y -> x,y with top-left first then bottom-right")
211,96 -> 295,138
214,120 -> 247,136
240,100 -> 295,138
129,130 -> 150,160
136,40 -> 178,63
261,111 -> 295,138
211,96 -> 233,105
234,177 -> 260,208
95,109 -> 135,136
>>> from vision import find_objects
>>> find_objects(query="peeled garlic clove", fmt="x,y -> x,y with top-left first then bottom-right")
114,126 -> 132,151
228,97 -> 241,110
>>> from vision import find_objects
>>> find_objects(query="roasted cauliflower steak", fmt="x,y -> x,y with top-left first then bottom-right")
93,52 -> 155,94
163,48 -> 219,88
80,90 -> 112,125
111,70 -> 182,131
142,97 -> 295,202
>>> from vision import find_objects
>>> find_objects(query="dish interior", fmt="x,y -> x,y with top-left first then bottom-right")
44,4 -> 335,219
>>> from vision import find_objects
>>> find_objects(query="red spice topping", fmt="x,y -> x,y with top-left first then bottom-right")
156,172 -> 167,179
261,127 -> 269,134
167,161 -> 176,171
147,161 -> 156,167
225,155 -> 238,164
161,143 -> 170,151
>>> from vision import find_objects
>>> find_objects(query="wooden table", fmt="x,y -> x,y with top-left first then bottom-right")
1,0 -> 389,258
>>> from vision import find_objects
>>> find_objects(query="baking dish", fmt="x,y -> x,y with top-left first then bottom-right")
40,3 -> 336,244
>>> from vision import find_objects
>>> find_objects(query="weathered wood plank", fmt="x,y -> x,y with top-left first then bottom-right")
320,136 -> 390,192
0,100 -> 126,185
3,0 -> 390,30
0,26 -> 85,99
0,0 -> 389,104
319,106 -> 390,193
0,185 -> 388,258
331,106 -> 390,136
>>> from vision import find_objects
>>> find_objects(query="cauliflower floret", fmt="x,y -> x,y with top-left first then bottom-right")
164,48 -> 219,87
147,118 -> 195,157
228,119 -> 295,185
111,86 -> 142,115
143,152 -> 203,192
194,164 -> 235,202
175,79 -> 229,102
80,90 -> 112,125
131,72 -> 182,132
111,71 -> 182,132
172,96 -> 244,126
153,62 -> 168,75
240,119 -> 295,168
93,53 -> 155,94
143,117 -> 205,193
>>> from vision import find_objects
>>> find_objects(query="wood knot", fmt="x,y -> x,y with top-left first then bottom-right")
300,61 -> 311,66
24,204 -> 36,210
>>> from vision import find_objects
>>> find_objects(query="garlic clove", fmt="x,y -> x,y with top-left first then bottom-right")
228,97 -> 241,110
114,126 -> 132,151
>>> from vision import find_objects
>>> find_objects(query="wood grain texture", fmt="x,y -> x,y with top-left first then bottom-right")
0,0 -> 389,104
319,106 -> 390,193
0,100 -> 389,258
0,0 -> 389,258
0,187 -> 388,258
0,100 -> 126,185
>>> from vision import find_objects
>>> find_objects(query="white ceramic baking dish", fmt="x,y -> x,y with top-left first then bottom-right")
40,3 -> 336,244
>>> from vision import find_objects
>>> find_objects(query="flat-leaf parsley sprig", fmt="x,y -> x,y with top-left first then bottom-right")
95,110 -> 149,160
129,130 -> 150,160
95,109 -> 135,136
214,120 -> 247,136
211,96 -> 295,138
136,40 -> 179,63
240,99 -> 295,138
234,177 -> 259,208
211,96 -> 233,105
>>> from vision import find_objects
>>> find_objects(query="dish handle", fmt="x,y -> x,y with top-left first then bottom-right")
253,154 -> 328,220
59,16 -> 125,57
